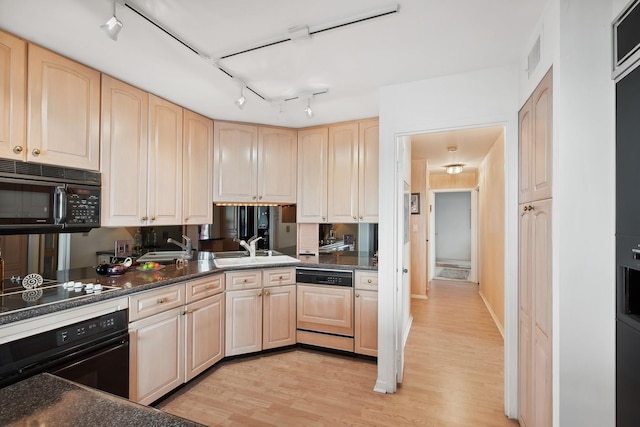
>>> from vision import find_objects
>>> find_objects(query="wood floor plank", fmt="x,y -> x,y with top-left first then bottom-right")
157,279 -> 519,426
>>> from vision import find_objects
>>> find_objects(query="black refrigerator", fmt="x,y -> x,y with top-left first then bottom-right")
615,1 -> 640,424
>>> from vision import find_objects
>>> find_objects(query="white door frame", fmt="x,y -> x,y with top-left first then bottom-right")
376,121 -> 517,419
429,188 -> 479,283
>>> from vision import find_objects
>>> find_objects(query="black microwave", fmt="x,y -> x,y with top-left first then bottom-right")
0,160 -> 101,234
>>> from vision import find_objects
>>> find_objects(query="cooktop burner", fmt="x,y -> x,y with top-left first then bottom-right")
0,281 -> 121,314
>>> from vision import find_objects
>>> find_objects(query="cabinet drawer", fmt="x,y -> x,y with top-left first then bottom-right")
225,270 -> 262,290
355,270 -> 378,290
263,268 -> 295,287
186,274 -> 225,303
129,284 -> 185,321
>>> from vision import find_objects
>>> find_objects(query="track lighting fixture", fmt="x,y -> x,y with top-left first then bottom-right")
101,0 -> 123,41
304,98 -> 315,119
235,87 -> 247,109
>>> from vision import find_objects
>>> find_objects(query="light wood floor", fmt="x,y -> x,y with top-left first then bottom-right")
157,279 -> 519,426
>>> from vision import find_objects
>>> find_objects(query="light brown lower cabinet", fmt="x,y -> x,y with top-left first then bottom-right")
129,306 -> 185,405
263,284 -> 297,350
355,289 -> 378,357
225,288 -> 263,356
225,268 -> 296,356
185,293 -> 225,381
354,270 -> 378,357
129,275 -> 225,405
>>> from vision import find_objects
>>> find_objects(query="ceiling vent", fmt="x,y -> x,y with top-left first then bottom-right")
527,36 -> 541,79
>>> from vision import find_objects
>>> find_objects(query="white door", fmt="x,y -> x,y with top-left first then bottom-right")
428,190 -> 436,281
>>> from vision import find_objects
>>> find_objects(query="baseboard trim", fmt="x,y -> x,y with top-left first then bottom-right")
479,290 -> 505,339
411,293 -> 428,300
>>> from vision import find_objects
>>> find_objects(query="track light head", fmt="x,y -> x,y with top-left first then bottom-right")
235,86 -> 247,109
101,0 -> 123,41
102,16 -> 123,40
304,98 -> 315,119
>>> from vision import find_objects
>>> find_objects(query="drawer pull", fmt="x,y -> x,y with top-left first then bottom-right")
279,275 -> 283,280
205,284 -> 211,289
356,293 -> 360,298
157,298 -> 165,304
367,279 -> 372,283
243,279 -> 248,283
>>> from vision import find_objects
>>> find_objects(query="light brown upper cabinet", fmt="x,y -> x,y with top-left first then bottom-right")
101,76 -> 183,226
27,44 -> 100,171
147,94 -> 183,226
519,69 -> 552,203
183,109 -> 213,225
0,30 -> 26,162
358,119 -> 379,222
100,75 -> 149,227
328,122 -> 359,223
297,127 -> 328,222
298,119 -> 379,223
213,121 -> 297,204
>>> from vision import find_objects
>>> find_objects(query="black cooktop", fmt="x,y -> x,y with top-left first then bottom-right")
0,280 -> 120,314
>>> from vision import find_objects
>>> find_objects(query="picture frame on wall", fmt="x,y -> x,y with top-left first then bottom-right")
410,193 -> 420,214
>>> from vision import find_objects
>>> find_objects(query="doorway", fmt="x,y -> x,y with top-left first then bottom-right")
431,190 -> 478,283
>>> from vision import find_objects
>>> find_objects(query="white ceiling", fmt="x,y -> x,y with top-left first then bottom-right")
411,126 -> 504,173
0,0 -> 546,128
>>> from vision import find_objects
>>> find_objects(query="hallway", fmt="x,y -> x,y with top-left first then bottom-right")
157,279 -> 516,426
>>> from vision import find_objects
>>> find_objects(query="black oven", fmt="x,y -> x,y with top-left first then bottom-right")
0,310 -> 129,398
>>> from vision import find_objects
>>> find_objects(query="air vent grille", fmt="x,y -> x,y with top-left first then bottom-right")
528,36 -> 541,79
0,160 -> 100,185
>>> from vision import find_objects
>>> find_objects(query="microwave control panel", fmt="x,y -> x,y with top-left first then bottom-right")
66,185 -> 100,226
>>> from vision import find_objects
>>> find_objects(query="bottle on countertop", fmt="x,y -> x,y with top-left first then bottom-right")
151,228 -> 157,247
0,247 -> 4,284
134,228 -> 143,251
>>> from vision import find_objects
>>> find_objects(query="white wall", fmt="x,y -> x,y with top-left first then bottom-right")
435,192 -> 471,262
378,64 -> 519,413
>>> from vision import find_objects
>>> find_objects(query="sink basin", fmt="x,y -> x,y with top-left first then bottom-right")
213,255 -> 300,268
137,251 -> 192,263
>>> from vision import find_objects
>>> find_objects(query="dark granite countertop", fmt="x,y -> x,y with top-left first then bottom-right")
0,373 -> 203,427
0,253 -> 377,326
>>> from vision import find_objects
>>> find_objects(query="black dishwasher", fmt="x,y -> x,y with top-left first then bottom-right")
0,309 -> 129,398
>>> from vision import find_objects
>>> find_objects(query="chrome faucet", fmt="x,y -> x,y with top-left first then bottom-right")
167,235 -> 192,258
235,235 -> 263,257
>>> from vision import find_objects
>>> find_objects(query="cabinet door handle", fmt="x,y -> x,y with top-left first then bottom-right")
259,196 -> 263,200
150,216 -> 156,221
157,297 -> 165,304
359,216 -> 363,220
13,145 -> 23,154
356,293 -> 360,298
253,196 -> 257,200
32,148 -> 41,156
185,217 -> 189,221
265,290 -> 270,296
353,216 -> 357,220
258,292 -> 262,297
141,216 -> 148,221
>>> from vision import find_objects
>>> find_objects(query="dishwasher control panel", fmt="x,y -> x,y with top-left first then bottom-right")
296,268 -> 353,287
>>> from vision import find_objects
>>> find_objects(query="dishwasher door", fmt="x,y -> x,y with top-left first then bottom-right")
296,284 -> 354,337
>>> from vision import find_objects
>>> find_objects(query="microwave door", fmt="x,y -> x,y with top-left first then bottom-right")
0,178 -> 60,229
